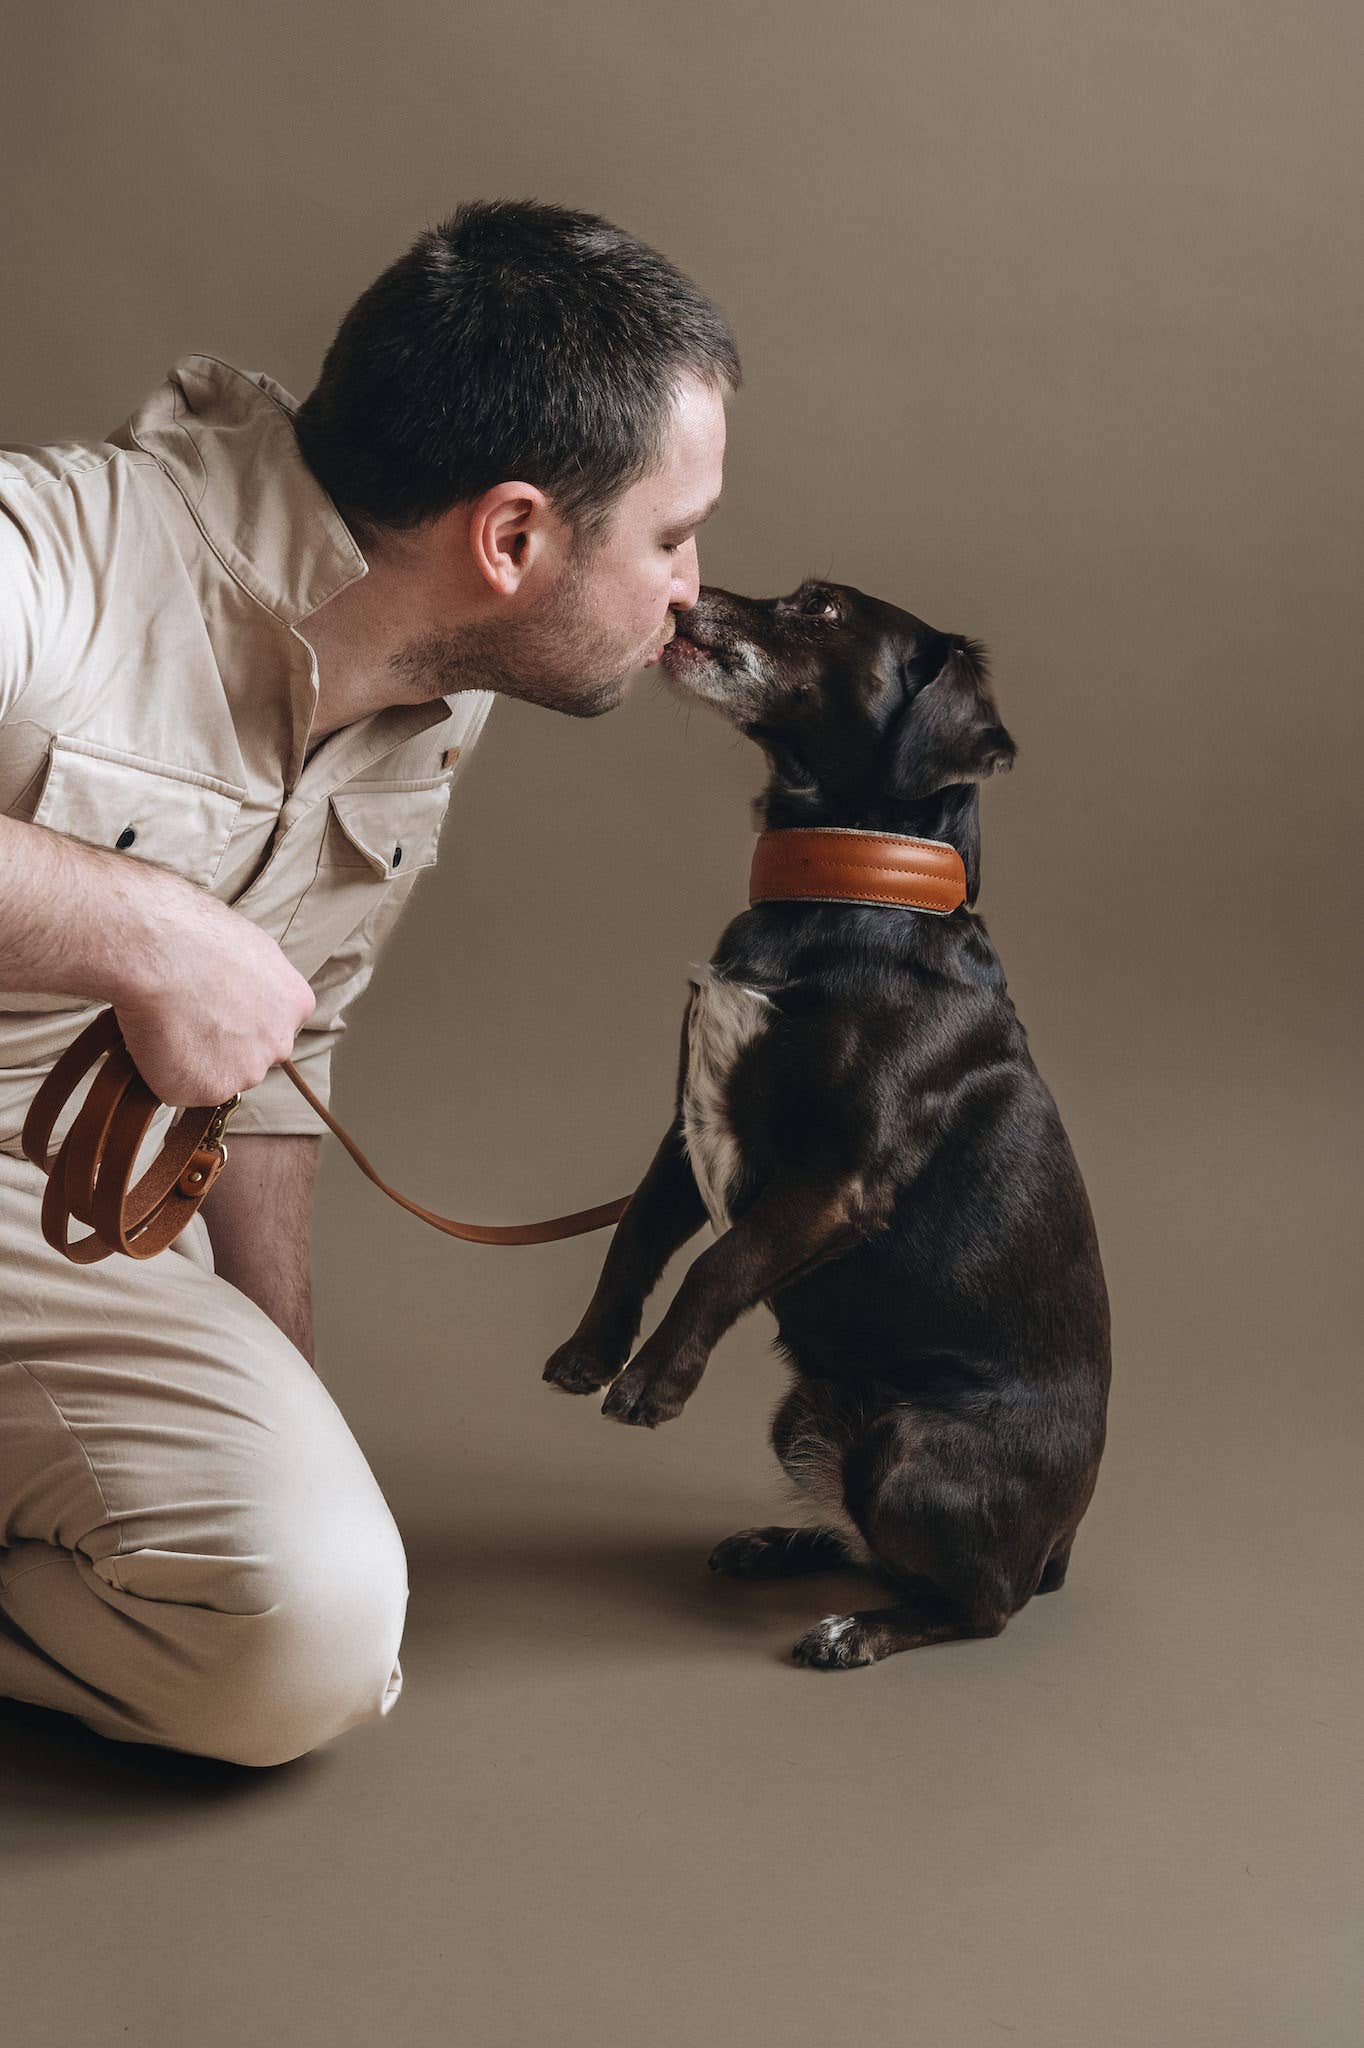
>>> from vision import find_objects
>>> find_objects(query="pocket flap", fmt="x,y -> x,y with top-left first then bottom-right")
327,780 -> 452,879
30,736 -> 245,889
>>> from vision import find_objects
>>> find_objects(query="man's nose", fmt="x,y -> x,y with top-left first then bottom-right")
670,537 -> 701,612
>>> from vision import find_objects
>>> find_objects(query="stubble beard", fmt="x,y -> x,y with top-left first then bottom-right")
387,545 -> 641,719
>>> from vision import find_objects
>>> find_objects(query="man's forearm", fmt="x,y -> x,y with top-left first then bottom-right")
200,1133 -> 320,1365
0,811 -> 178,1003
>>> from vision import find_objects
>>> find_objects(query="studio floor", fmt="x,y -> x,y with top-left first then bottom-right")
1,1078 -> 1358,2048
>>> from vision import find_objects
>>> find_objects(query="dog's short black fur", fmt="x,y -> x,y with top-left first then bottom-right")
544,580 -> 1111,1669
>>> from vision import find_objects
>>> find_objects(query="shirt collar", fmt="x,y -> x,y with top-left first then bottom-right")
112,352 -> 370,628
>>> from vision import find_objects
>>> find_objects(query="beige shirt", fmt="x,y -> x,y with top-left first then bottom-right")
0,353 -> 495,1158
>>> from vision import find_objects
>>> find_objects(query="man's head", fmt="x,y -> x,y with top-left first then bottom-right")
294,200 -> 739,717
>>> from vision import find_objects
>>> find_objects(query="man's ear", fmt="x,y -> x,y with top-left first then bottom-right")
466,482 -> 552,595
884,636 -> 1017,800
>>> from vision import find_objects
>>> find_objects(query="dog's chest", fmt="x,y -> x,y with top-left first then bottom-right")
682,963 -> 777,1233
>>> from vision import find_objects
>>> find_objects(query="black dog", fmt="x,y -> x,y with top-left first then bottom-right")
543,580 -> 1111,1669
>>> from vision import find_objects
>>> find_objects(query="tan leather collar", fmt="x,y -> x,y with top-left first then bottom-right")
750,827 -> 967,915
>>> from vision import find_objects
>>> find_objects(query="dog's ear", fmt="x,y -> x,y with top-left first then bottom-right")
884,634 -> 1017,800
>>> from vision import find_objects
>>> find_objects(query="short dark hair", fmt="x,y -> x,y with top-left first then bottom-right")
293,199 -> 742,548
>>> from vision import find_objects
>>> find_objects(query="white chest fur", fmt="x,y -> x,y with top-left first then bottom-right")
682,963 -> 778,1233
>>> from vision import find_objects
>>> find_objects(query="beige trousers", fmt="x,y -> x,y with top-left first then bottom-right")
0,1146 -> 408,1767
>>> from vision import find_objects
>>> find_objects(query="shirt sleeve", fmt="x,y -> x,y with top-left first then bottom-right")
0,489 -> 52,725
228,868 -> 420,1138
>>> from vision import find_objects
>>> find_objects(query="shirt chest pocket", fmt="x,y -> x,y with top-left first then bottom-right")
29,735 -> 245,888
276,777 -> 453,978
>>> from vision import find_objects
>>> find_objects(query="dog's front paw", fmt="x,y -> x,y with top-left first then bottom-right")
600,1365 -> 685,1429
542,1336 -> 621,1396
791,1614 -> 876,1670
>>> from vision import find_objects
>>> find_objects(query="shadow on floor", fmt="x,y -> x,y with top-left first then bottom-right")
398,1518 -> 888,1663
0,1693 -> 326,1858
0,1483 -> 882,1852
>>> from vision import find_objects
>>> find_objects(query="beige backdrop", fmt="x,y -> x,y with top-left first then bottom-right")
2,5 -> 1360,2047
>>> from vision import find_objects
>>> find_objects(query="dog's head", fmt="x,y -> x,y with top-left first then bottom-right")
659,580 -> 1016,809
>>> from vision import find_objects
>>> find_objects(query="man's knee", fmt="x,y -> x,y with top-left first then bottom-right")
153,1503 -> 410,1769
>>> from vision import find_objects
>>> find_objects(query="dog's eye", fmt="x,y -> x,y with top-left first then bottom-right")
793,587 -> 841,623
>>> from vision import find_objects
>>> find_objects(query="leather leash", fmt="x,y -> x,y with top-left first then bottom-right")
20,828 -> 965,1264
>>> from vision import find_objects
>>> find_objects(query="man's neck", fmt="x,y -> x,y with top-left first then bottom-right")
300,530 -> 440,744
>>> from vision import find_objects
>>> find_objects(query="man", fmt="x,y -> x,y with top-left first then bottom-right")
0,200 -> 738,1766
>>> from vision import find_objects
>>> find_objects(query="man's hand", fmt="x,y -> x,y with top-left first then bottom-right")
113,877 -> 318,1107
0,814 -> 317,1108
200,1134 -> 320,1365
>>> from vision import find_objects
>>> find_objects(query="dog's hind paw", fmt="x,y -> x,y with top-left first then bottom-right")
709,1526 -> 853,1579
791,1614 -> 877,1670
709,1529 -> 796,1578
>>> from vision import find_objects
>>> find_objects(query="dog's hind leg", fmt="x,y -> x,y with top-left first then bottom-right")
764,1373 -> 884,1565
792,1585 -> 1006,1669
796,1407 -> 1047,1669
707,1371 -> 871,1577
781,1394 -> 1035,1668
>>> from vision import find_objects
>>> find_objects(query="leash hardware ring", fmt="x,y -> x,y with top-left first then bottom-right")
175,1093 -> 240,1200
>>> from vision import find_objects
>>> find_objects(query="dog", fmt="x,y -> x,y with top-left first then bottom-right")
543,579 -> 1111,1669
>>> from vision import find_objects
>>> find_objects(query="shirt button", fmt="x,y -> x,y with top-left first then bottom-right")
116,826 -> 136,849
392,844 -> 403,867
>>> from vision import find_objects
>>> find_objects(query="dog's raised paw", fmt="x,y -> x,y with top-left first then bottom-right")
600,1370 -> 683,1428
791,1614 -> 876,1670
541,1340 -> 618,1396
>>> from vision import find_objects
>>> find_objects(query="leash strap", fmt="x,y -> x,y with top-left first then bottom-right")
20,1007 -> 632,1263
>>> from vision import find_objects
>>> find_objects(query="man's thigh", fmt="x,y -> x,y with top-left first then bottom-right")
0,1145 -> 408,1763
